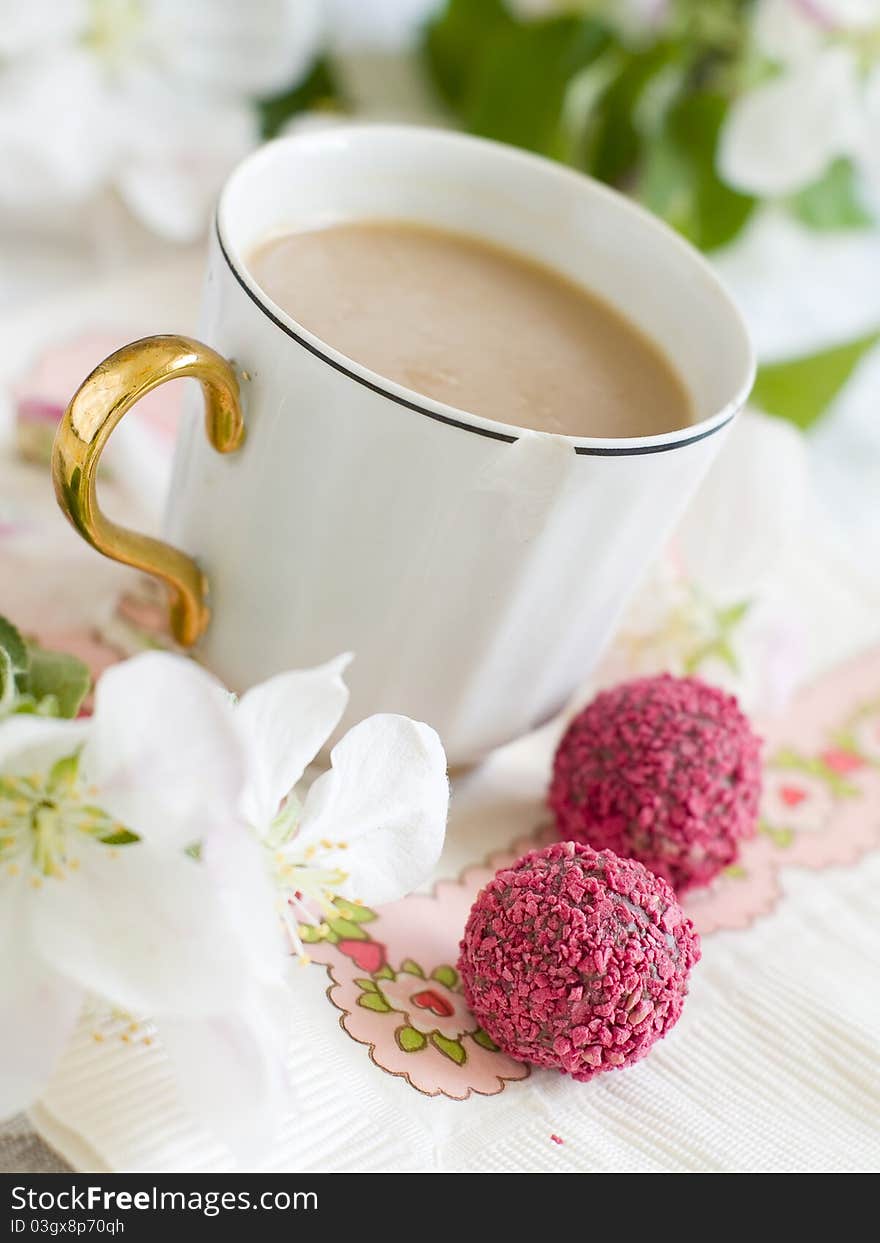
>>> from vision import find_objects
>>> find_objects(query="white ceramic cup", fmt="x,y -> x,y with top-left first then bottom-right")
54,125 -> 754,767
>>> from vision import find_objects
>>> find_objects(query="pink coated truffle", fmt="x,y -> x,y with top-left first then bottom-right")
549,674 -> 762,892
459,841 -> 700,1081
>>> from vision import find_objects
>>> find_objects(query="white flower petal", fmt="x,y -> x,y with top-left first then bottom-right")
0,0 -> 88,58
236,655 -> 351,830
81,651 -> 245,850
0,49 -> 113,209
0,874 -> 82,1117
148,0 -> 326,96
296,715 -> 448,906
327,0 -> 442,50
115,72 -> 258,241
854,65 -> 880,208
718,48 -> 860,196
201,823 -> 288,970
31,837 -> 253,1017
811,0 -> 880,28
0,715 -> 88,776
753,0 -> 824,65
676,409 -> 810,599
159,978 -> 293,1158
610,0 -> 672,40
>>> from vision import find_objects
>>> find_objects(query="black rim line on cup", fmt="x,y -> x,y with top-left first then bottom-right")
215,219 -> 737,457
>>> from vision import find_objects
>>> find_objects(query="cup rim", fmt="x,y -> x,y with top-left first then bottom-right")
216,124 -> 756,457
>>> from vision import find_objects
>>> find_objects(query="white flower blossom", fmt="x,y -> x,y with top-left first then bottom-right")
600,411 -> 810,714
0,0 -> 325,240
0,649 -> 448,1153
719,0 -> 880,200
228,655 -> 449,959
0,654 -> 262,1131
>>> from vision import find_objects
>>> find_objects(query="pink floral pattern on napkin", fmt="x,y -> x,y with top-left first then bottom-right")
685,648 -> 880,932
306,888 -> 530,1098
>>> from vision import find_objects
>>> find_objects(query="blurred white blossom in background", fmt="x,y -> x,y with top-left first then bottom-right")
325,0 -> 442,51
720,0 -> 880,204
0,0 -> 324,241
599,411 -> 811,715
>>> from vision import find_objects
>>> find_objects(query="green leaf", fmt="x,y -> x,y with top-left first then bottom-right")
717,599 -> 751,629
396,1025 -> 427,1053
25,645 -> 90,719
464,17 -> 612,160
431,1032 -> 467,1065
714,637 -> 739,674
431,964 -> 459,989
326,916 -> 369,941
422,0 -> 513,109
760,822 -> 794,849
752,332 -> 880,430
639,92 -> 756,251
400,959 -> 425,979
472,1028 -> 500,1052
99,829 -> 139,846
332,897 -> 376,924
355,978 -> 378,993
0,616 -> 28,678
374,964 -> 395,981
357,992 -> 391,1014
47,753 -> 79,794
583,41 -> 680,184
790,159 -> 873,232
258,56 -> 344,141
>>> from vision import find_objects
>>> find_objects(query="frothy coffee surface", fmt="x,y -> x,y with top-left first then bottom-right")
247,220 -> 694,437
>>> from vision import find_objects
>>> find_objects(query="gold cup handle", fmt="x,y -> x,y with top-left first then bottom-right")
52,334 -> 245,647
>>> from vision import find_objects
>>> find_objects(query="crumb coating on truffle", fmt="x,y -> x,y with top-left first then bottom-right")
549,674 -> 762,892
459,841 -> 700,1081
